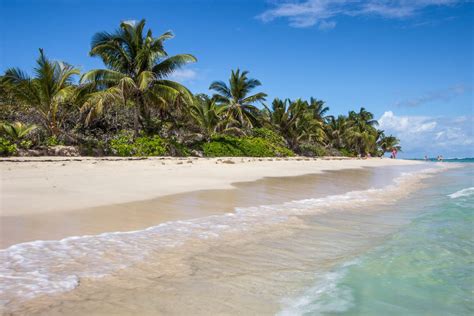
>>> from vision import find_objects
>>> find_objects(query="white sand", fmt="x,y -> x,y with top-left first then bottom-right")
0,157 -> 423,216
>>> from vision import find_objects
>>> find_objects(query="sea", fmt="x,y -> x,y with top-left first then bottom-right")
279,158 -> 473,315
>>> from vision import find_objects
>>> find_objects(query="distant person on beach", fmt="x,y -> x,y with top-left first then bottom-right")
391,148 -> 397,159
424,155 -> 428,161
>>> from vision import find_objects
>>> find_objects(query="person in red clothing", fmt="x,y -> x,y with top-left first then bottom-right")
391,148 -> 397,159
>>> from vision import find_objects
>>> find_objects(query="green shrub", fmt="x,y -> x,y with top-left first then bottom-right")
202,136 -> 244,157
239,137 -> 279,157
19,140 -> 33,149
339,148 -> 355,157
0,137 -> 17,156
252,128 -> 286,147
298,144 -> 327,157
109,132 -> 135,156
202,135 -> 294,157
134,136 -> 167,156
109,131 -> 167,157
45,136 -> 64,147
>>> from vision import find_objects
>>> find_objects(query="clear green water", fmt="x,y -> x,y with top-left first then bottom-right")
282,163 -> 474,316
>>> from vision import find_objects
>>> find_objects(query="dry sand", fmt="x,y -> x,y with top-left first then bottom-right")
0,157 -> 423,247
0,156 -> 421,216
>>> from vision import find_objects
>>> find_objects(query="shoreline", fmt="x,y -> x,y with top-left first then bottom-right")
0,161 -> 444,314
1,157 -> 424,248
0,157 -> 423,217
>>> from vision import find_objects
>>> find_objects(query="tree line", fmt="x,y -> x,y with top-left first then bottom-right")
0,19 -> 401,157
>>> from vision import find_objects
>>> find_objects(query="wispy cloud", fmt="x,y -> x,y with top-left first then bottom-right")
378,111 -> 474,157
169,68 -> 198,82
394,84 -> 471,107
258,0 -> 463,28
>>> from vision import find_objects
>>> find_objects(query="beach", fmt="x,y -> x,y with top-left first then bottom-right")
1,158 -> 472,315
1,157 -> 419,247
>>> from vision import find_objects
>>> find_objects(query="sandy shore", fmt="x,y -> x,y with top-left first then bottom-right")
1,157 -> 438,315
0,157 -> 425,247
1,157 -> 422,216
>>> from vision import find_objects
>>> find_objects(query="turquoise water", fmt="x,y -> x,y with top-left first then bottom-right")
282,163 -> 474,315
411,158 -> 474,163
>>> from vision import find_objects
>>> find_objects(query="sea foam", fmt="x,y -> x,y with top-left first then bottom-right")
0,165 -> 448,309
448,187 -> 474,199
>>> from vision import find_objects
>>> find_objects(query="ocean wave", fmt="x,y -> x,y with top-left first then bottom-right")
278,260 -> 360,316
0,165 -> 449,310
448,187 -> 474,199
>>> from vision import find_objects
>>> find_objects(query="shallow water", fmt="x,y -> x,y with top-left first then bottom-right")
1,162 -> 468,315
280,164 -> 473,316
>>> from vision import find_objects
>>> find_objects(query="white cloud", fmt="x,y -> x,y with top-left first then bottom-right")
169,68 -> 198,82
258,0 -> 463,28
378,111 -> 474,157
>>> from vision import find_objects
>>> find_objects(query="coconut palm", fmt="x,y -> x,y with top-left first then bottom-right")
209,69 -> 267,130
189,94 -> 227,140
308,97 -> 331,122
264,98 -> 325,151
348,107 -> 378,127
263,98 -> 299,139
378,133 -> 401,154
325,115 -> 347,149
345,107 -> 379,155
1,49 -> 79,136
80,19 -> 197,135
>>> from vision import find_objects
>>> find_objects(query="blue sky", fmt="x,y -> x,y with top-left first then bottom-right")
1,0 -> 473,157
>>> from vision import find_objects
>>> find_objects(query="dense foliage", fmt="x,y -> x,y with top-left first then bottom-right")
0,19 -> 401,157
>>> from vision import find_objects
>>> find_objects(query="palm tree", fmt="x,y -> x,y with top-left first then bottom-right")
209,69 -> 267,130
80,19 -> 197,135
264,98 -> 325,151
348,107 -> 378,127
345,107 -> 379,156
325,115 -> 347,149
189,94 -> 227,141
308,97 -> 331,122
377,132 -> 401,155
1,49 -> 79,136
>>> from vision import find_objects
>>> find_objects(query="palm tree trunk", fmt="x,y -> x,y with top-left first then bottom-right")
133,96 -> 140,137
49,112 -> 60,137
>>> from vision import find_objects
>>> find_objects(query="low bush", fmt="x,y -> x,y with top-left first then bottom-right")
298,144 -> 327,157
251,128 -> 286,147
108,131 -> 168,157
339,148 -> 355,157
202,135 -> 294,157
45,135 -> 64,147
202,136 -> 244,157
134,136 -> 167,156
19,140 -> 33,149
0,137 -> 17,156
109,132 -> 135,156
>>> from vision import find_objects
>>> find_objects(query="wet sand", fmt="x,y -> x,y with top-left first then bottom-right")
0,162 -> 446,315
0,157 -> 421,248
2,168 -> 386,247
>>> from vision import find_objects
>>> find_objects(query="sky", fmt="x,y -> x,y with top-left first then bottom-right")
1,0 -> 473,158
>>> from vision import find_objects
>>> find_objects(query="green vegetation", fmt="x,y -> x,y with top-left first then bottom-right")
0,19 -> 401,158
0,137 -> 17,156
202,135 -> 293,157
109,132 -> 167,157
